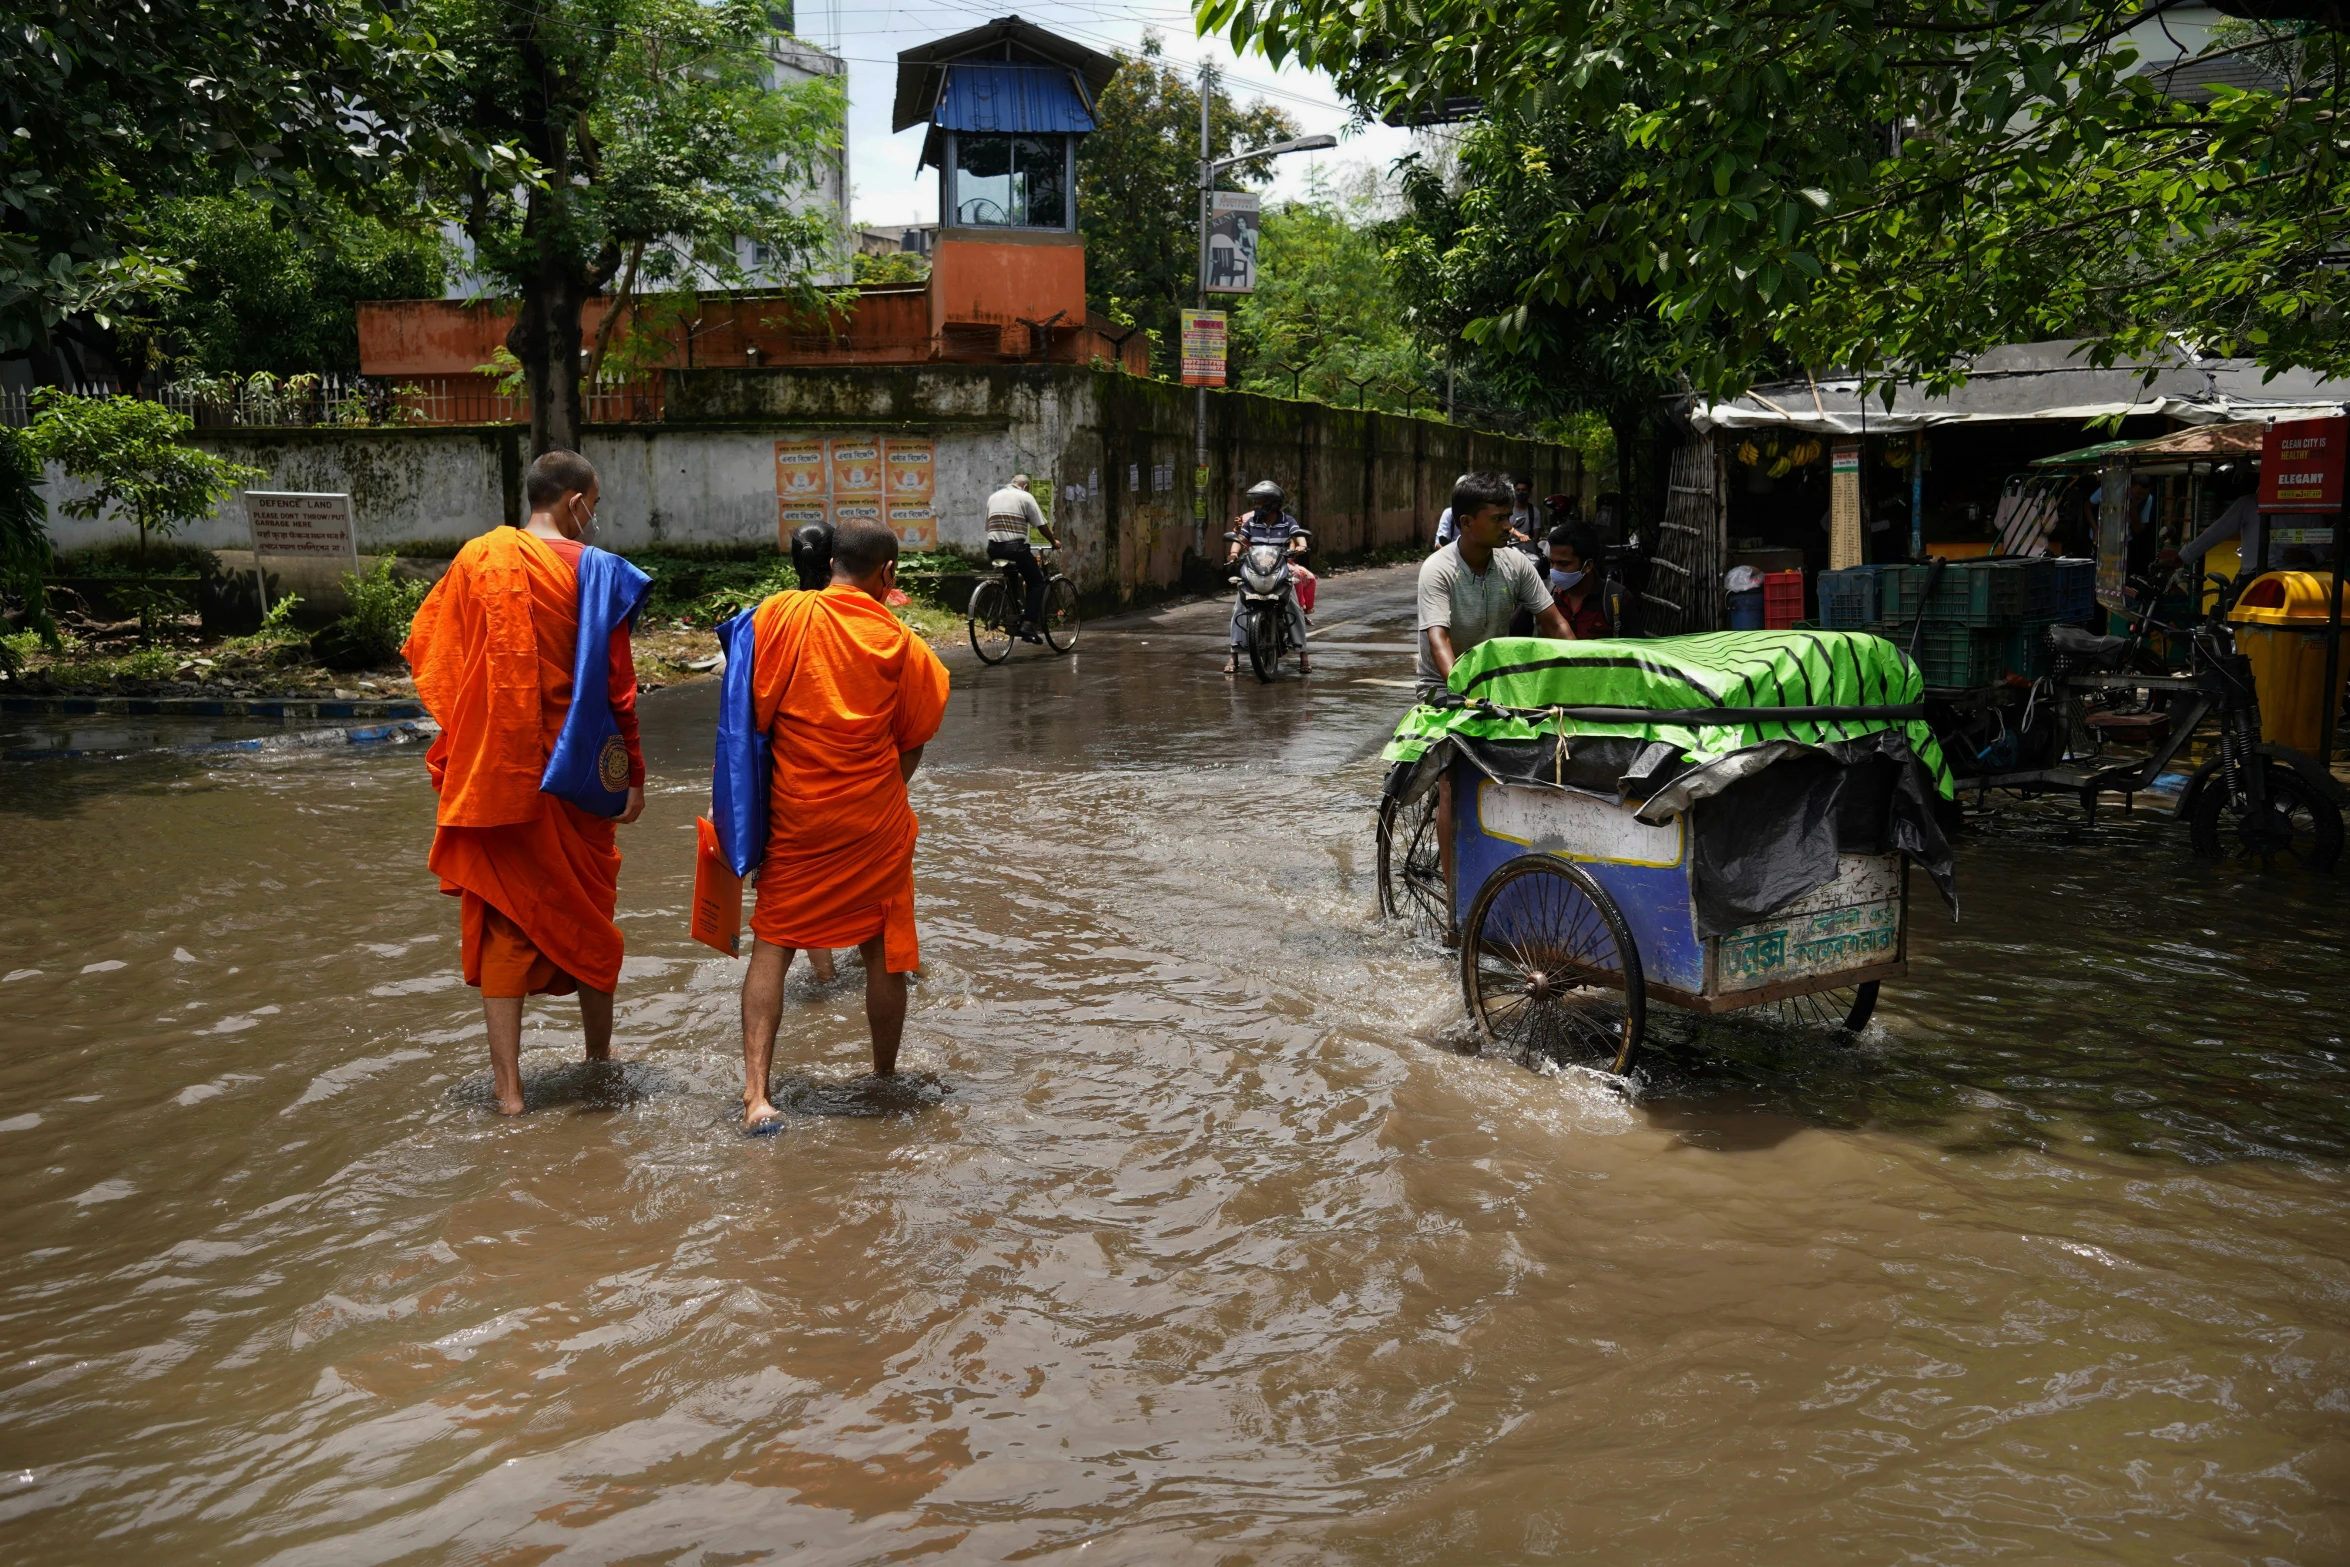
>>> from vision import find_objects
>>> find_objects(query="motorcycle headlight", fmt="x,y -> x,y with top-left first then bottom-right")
1242,567 -> 1281,594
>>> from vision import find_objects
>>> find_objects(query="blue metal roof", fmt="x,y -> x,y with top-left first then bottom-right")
933,62 -> 1096,136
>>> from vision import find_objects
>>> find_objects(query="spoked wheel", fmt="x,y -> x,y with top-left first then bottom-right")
1248,606 -> 1279,682
1769,980 -> 1880,1034
1042,577 -> 1080,653
2189,762 -> 2343,870
1376,790 -> 1448,939
1460,855 -> 1645,1075
968,578 -> 1013,664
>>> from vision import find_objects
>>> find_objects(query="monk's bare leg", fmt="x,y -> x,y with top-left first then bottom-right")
741,938 -> 792,1125
860,935 -> 907,1076
578,985 -> 614,1061
806,948 -> 837,984
484,996 -> 526,1116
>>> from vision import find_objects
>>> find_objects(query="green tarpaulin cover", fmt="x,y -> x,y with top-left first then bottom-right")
1382,631 -> 1954,798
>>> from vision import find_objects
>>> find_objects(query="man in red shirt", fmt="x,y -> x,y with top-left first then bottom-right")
1546,525 -> 1612,640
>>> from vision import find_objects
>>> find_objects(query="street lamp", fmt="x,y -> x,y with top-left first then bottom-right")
1191,58 -> 1336,546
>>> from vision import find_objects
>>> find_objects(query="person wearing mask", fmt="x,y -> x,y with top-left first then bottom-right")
1223,479 -> 1312,675
1509,478 -> 1540,541
984,473 -> 1058,644
1546,525 -> 1611,639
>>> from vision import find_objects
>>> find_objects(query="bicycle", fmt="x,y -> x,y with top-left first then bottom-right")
968,543 -> 1079,664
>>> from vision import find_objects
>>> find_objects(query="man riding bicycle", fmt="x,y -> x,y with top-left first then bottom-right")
1223,479 -> 1312,676
985,473 -> 1059,644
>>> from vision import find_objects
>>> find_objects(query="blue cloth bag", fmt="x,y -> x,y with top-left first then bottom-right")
539,545 -> 653,817
710,606 -> 770,877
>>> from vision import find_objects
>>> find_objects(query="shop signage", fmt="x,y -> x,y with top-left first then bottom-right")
2259,416 -> 2346,512
1181,310 -> 1227,387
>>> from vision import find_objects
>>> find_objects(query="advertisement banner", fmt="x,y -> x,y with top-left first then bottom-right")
774,440 -> 827,501
887,503 -> 937,551
829,439 -> 883,497
2259,417 -> 2347,512
1204,192 -> 1261,295
883,438 -> 935,503
1181,310 -> 1227,387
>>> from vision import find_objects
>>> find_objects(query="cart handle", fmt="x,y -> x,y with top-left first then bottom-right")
1428,695 -> 1926,725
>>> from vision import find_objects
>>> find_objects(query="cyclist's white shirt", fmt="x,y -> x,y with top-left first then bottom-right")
987,486 -> 1046,542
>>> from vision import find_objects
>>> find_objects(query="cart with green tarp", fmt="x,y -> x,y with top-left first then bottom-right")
1375,631 -> 1958,1075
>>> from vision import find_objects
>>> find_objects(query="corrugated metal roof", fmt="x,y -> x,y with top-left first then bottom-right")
933,63 -> 1095,135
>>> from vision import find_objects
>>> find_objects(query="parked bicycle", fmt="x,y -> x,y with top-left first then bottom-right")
969,544 -> 1079,664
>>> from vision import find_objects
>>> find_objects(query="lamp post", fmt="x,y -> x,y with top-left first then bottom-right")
1189,60 -> 1334,551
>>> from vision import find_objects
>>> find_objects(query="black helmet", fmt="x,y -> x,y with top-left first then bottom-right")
1245,479 -> 1284,509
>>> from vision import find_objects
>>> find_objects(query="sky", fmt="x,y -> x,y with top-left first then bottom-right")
805,0 -> 1426,231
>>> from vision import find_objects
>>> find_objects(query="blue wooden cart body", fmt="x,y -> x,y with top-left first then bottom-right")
1450,757 -> 1907,1012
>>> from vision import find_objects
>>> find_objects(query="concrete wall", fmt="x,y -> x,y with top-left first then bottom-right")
38,367 -> 1578,606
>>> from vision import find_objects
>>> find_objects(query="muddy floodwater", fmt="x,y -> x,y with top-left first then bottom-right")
3,563 -> 2347,1564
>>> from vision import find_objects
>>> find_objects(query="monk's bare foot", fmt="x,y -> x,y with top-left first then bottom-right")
494,1092 -> 526,1116
584,1043 -> 615,1062
808,949 -> 837,983
743,1095 -> 782,1132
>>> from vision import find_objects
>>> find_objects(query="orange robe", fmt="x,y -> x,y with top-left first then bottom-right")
748,586 -> 950,971
402,528 -> 634,998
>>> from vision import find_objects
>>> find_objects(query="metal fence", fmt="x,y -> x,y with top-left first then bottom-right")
0,373 -> 665,429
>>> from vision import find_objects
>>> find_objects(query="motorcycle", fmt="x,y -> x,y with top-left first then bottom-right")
1226,527 -> 1312,682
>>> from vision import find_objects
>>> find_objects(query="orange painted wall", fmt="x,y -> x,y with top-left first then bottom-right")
928,237 -> 1087,330
358,299 -> 619,376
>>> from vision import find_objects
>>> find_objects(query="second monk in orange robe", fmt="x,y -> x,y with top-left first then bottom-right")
403,451 -> 647,1115
739,517 -> 949,1129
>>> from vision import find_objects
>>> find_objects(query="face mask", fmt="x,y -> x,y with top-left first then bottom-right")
1550,567 -> 1585,592
570,495 -> 599,545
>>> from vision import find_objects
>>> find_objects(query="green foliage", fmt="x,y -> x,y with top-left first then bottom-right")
25,392 -> 263,637
1200,0 -> 2350,396
0,427 -> 57,647
1077,34 -> 1298,376
0,0 -> 448,356
314,557 -> 425,669
127,193 -> 445,374
422,0 -> 846,445
1227,189 -> 1429,411
852,250 -> 931,285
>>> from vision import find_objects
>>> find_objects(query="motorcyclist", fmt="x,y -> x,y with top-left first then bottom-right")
1223,479 -> 1312,676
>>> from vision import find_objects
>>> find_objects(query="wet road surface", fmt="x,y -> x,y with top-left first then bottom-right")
3,562 -> 2348,1563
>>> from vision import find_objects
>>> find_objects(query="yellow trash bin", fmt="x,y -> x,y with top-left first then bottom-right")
2229,571 -> 2349,755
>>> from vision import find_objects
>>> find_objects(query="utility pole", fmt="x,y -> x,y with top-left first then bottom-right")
1194,59 -> 1213,557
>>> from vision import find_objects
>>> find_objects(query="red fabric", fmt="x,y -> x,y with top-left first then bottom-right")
403,527 -> 628,994
1289,563 -> 1317,615
746,586 -> 950,971
1558,593 -> 1610,640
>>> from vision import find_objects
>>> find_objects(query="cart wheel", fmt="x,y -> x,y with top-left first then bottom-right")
1771,981 -> 1879,1034
1460,854 -> 1645,1075
1376,791 -> 1447,939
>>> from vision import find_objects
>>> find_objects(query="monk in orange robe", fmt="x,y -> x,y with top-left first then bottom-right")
403,451 -> 647,1115
740,517 -> 950,1128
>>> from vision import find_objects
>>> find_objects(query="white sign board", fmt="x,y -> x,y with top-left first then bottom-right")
1205,191 -> 1261,295
246,491 -> 356,562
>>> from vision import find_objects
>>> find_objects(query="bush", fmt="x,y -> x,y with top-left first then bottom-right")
313,557 -> 427,670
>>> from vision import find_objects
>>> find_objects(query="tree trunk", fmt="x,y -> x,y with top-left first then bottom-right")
508,202 -> 588,456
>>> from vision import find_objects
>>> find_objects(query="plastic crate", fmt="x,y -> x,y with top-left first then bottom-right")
1927,561 -> 2026,625
2009,558 -> 2058,621
1911,622 -> 2009,687
1880,564 -> 1932,621
2009,619 -> 2060,678
1817,566 -> 1882,629
2051,557 -> 2095,621
1762,570 -> 1806,629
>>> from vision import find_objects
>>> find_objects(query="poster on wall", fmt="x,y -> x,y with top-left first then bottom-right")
2259,417 -> 2346,512
774,436 -> 937,551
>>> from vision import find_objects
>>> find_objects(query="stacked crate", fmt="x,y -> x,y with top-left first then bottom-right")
1817,566 -> 1885,629
1762,570 -> 1806,630
1872,560 -> 2037,687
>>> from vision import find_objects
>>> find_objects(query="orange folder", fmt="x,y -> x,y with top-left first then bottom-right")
691,815 -> 743,956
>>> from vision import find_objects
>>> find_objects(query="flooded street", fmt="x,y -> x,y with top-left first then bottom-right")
4,560 -> 2348,1564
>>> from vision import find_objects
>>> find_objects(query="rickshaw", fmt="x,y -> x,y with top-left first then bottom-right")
1377,632 -> 1960,1075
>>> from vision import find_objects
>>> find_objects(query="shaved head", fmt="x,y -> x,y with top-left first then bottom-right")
831,517 -> 899,583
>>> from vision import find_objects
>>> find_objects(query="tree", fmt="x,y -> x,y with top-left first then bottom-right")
125,192 -> 446,376
1201,0 -> 2350,396
1226,189 -> 1428,411
0,0 -> 448,375
1077,35 -> 1297,375
421,0 -> 845,453
0,428 -> 54,657
26,393 -> 263,639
